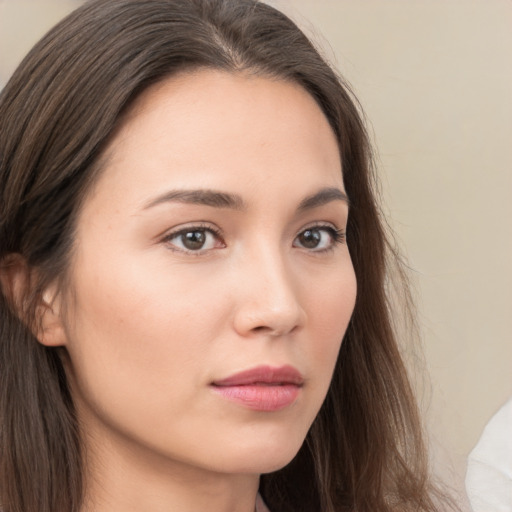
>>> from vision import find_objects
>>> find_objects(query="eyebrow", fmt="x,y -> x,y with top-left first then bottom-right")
297,187 -> 349,211
144,189 -> 246,211
143,186 -> 348,212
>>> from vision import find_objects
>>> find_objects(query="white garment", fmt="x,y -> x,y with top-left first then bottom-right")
465,398 -> 512,511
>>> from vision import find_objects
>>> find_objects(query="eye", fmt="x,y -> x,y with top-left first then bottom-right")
293,225 -> 345,251
163,225 -> 224,253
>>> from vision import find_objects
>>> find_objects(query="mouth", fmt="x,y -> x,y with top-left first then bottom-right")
210,365 -> 303,412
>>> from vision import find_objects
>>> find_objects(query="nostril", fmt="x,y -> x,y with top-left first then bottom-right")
252,326 -> 272,333
250,324 -> 299,337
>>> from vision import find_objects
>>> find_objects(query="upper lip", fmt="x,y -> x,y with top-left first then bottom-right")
212,365 -> 304,386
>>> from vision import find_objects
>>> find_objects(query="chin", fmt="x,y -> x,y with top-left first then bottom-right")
209,428 -> 308,475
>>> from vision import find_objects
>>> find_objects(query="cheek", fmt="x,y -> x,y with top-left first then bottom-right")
300,263 -> 356,398
65,262 -> 222,372
62,255 -> 225,416
310,260 -> 356,334
62,269 -> 234,466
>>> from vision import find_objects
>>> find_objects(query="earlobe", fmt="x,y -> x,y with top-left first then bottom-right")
0,254 -> 67,347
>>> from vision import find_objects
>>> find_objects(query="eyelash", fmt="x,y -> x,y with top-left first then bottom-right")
161,223 -> 346,255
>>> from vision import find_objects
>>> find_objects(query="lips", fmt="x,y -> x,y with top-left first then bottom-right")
211,365 -> 303,411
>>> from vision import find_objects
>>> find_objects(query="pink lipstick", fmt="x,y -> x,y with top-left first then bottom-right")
211,365 -> 303,412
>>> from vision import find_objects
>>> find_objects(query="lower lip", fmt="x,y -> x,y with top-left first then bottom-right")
211,384 -> 300,411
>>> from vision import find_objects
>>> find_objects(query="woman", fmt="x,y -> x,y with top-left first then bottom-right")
0,1 -> 451,511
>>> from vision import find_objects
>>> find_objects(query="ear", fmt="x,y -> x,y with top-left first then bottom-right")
0,254 -> 67,347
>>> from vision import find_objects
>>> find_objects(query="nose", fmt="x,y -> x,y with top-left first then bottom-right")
231,249 -> 306,338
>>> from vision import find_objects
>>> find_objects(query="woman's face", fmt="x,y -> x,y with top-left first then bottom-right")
57,70 -> 356,475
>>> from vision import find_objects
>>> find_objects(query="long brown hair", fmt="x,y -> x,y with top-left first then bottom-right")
0,1 -> 450,511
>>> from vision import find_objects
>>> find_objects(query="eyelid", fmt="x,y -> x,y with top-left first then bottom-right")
297,221 -> 345,237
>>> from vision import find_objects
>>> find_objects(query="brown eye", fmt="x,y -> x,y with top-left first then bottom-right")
297,229 -> 322,249
165,226 -> 223,253
293,225 -> 345,251
181,230 -> 207,250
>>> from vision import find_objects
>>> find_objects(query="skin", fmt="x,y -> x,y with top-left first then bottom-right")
41,70 -> 357,512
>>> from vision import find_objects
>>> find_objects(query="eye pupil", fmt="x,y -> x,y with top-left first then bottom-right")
182,230 -> 206,250
299,229 -> 321,248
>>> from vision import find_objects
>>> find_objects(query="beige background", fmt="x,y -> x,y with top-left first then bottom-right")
1,0 -> 511,508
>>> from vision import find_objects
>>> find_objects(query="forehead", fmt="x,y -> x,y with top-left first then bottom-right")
115,69 -> 338,157
85,69 -> 343,214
